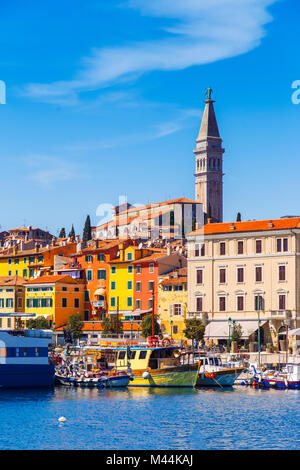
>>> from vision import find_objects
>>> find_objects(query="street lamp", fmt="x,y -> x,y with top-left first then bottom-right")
227,317 -> 236,353
256,295 -> 263,367
130,315 -> 133,345
170,320 -> 173,338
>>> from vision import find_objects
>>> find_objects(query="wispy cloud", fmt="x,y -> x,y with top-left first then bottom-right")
26,155 -> 82,188
22,0 -> 277,105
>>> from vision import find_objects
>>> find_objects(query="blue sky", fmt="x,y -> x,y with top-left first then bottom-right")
0,0 -> 299,236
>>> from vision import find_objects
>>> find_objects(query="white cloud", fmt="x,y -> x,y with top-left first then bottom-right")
27,155 -> 82,188
23,0 -> 277,104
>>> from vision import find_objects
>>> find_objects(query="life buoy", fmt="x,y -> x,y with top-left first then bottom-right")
209,373 -> 216,380
162,338 -> 171,347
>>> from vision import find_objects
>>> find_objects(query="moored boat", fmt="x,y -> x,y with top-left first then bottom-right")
184,351 -> 245,387
115,343 -> 200,388
254,363 -> 300,389
0,329 -> 55,388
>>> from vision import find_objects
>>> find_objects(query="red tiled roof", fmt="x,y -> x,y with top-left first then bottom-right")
188,217 -> 300,237
25,275 -> 83,285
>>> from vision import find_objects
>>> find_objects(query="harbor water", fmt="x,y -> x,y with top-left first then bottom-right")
0,386 -> 299,450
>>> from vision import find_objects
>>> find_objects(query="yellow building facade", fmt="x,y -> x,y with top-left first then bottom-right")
25,275 -> 85,328
159,275 -> 188,341
0,276 -> 26,329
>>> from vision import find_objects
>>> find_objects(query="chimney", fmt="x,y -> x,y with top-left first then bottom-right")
118,243 -> 125,261
35,242 -> 39,253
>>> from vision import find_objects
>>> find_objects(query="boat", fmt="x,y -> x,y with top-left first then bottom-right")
253,363 -> 300,389
0,329 -> 55,388
115,342 -> 200,388
54,346 -> 132,388
55,370 -> 131,388
183,350 -> 245,387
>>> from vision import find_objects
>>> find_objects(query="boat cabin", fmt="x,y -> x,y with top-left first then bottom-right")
116,347 -> 181,371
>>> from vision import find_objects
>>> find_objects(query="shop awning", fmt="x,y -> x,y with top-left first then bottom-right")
286,328 -> 300,336
94,288 -> 106,296
204,320 -> 267,339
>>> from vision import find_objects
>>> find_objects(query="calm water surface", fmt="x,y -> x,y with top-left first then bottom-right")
0,386 -> 299,450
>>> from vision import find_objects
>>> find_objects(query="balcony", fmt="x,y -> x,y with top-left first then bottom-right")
186,312 -> 209,323
91,300 -> 106,309
270,309 -> 292,320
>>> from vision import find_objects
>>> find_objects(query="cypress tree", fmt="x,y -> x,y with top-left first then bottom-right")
83,215 -> 92,242
68,224 -> 75,238
59,228 -> 66,238
236,212 -> 242,222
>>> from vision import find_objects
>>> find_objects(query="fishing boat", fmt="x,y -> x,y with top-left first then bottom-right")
55,370 -> 131,388
54,346 -> 132,388
184,351 -> 245,387
115,341 -> 200,387
253,363 -> 300,389
0,329 -> 55,388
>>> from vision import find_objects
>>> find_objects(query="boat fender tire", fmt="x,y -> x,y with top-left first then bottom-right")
142,371 -> 151,379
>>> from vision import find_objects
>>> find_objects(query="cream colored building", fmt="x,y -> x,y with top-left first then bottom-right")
187,218 -> 300,351
0,276 -> 26,329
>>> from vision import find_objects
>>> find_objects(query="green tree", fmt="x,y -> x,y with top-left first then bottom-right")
68,224 -> 75,238
27,317 -> 51,329
183,318 -> 205,342
66,313 -> 83,339
59,227 -> 66,238
236,212 -> 242,222
83,215 -> 92,243
231,322 -> 243,344
141,314 -> 161,338
101,315 -> 123,337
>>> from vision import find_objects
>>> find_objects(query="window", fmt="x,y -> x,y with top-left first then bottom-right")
237,296 -> 244,311
219,268 -> 226,284
256,240 -> 262,254
75,287 -> 79,292
174,285 -> 183,291
8,271 -> 12,276
237,267 -> 244,283
84,310 -> 89,321
0,299 -> 4,308
149,264 -> 154,273
97,254 -> 105,262
173,325 -> 178,335
128,265 -> 133,274
196,269 -> 203,284
111,266 -> 116,274
219,296 -> 226,312
163,285 -> 172,291
139,350 -> 147,359
127,297 -> 132,307
148,281 -> 154,292
255,266 -> 262,282
29,256 -> 35,264
277,238 -> 282,252
87,270 -> 92,281
62,298 -> 67,307
97,269 -> 106,280
136,281 -> 141,292
8,258 -> 12,265
279,265 -> 286,281
23,269 -> 27,278
84,290 -> 90,302
196,297 -> 203,312
136,265 -> 141,274
14,258 -> 19,265
127,281 -> 132,290
277,238 -> 288,252
85,255 -> 93,263
127,253 -> 133,261
18,298 -> 23,308
237,241 -> 244,255
38,255 -> 44,263
135,299 -> 141,310
74,298 -> 79,308
173,304 -> 182,315
29,269 -> 34,278
148,298 -> 153,309
200,244 -> 205,256
220,242 -> 225,255
195,244 -> 200,256
23,257 -> 27,264
111,297 -> 116,307
62,287 -> 67,291
6,298 -> 13,308
255,295 -> 264,311
279,294 -> 286,310
111,281 -> 116,290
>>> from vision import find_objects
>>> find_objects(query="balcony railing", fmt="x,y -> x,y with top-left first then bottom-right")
270,309 -> 292,319
91,300 -> 106,309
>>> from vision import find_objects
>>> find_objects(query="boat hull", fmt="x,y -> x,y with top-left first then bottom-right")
197,368 -> 244,387
129,365 -> 199,388
55,374 -> 130,388
260,378 -> 300,389
0,364 -> 55,388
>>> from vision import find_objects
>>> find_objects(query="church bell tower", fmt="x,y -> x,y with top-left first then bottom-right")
194,88 -> 224,223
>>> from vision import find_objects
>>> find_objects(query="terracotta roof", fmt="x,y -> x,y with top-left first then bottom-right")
25,275 -> 84,285
0,275 -> 26,286
188,217 -> 300,237
160,276 -> 187,285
